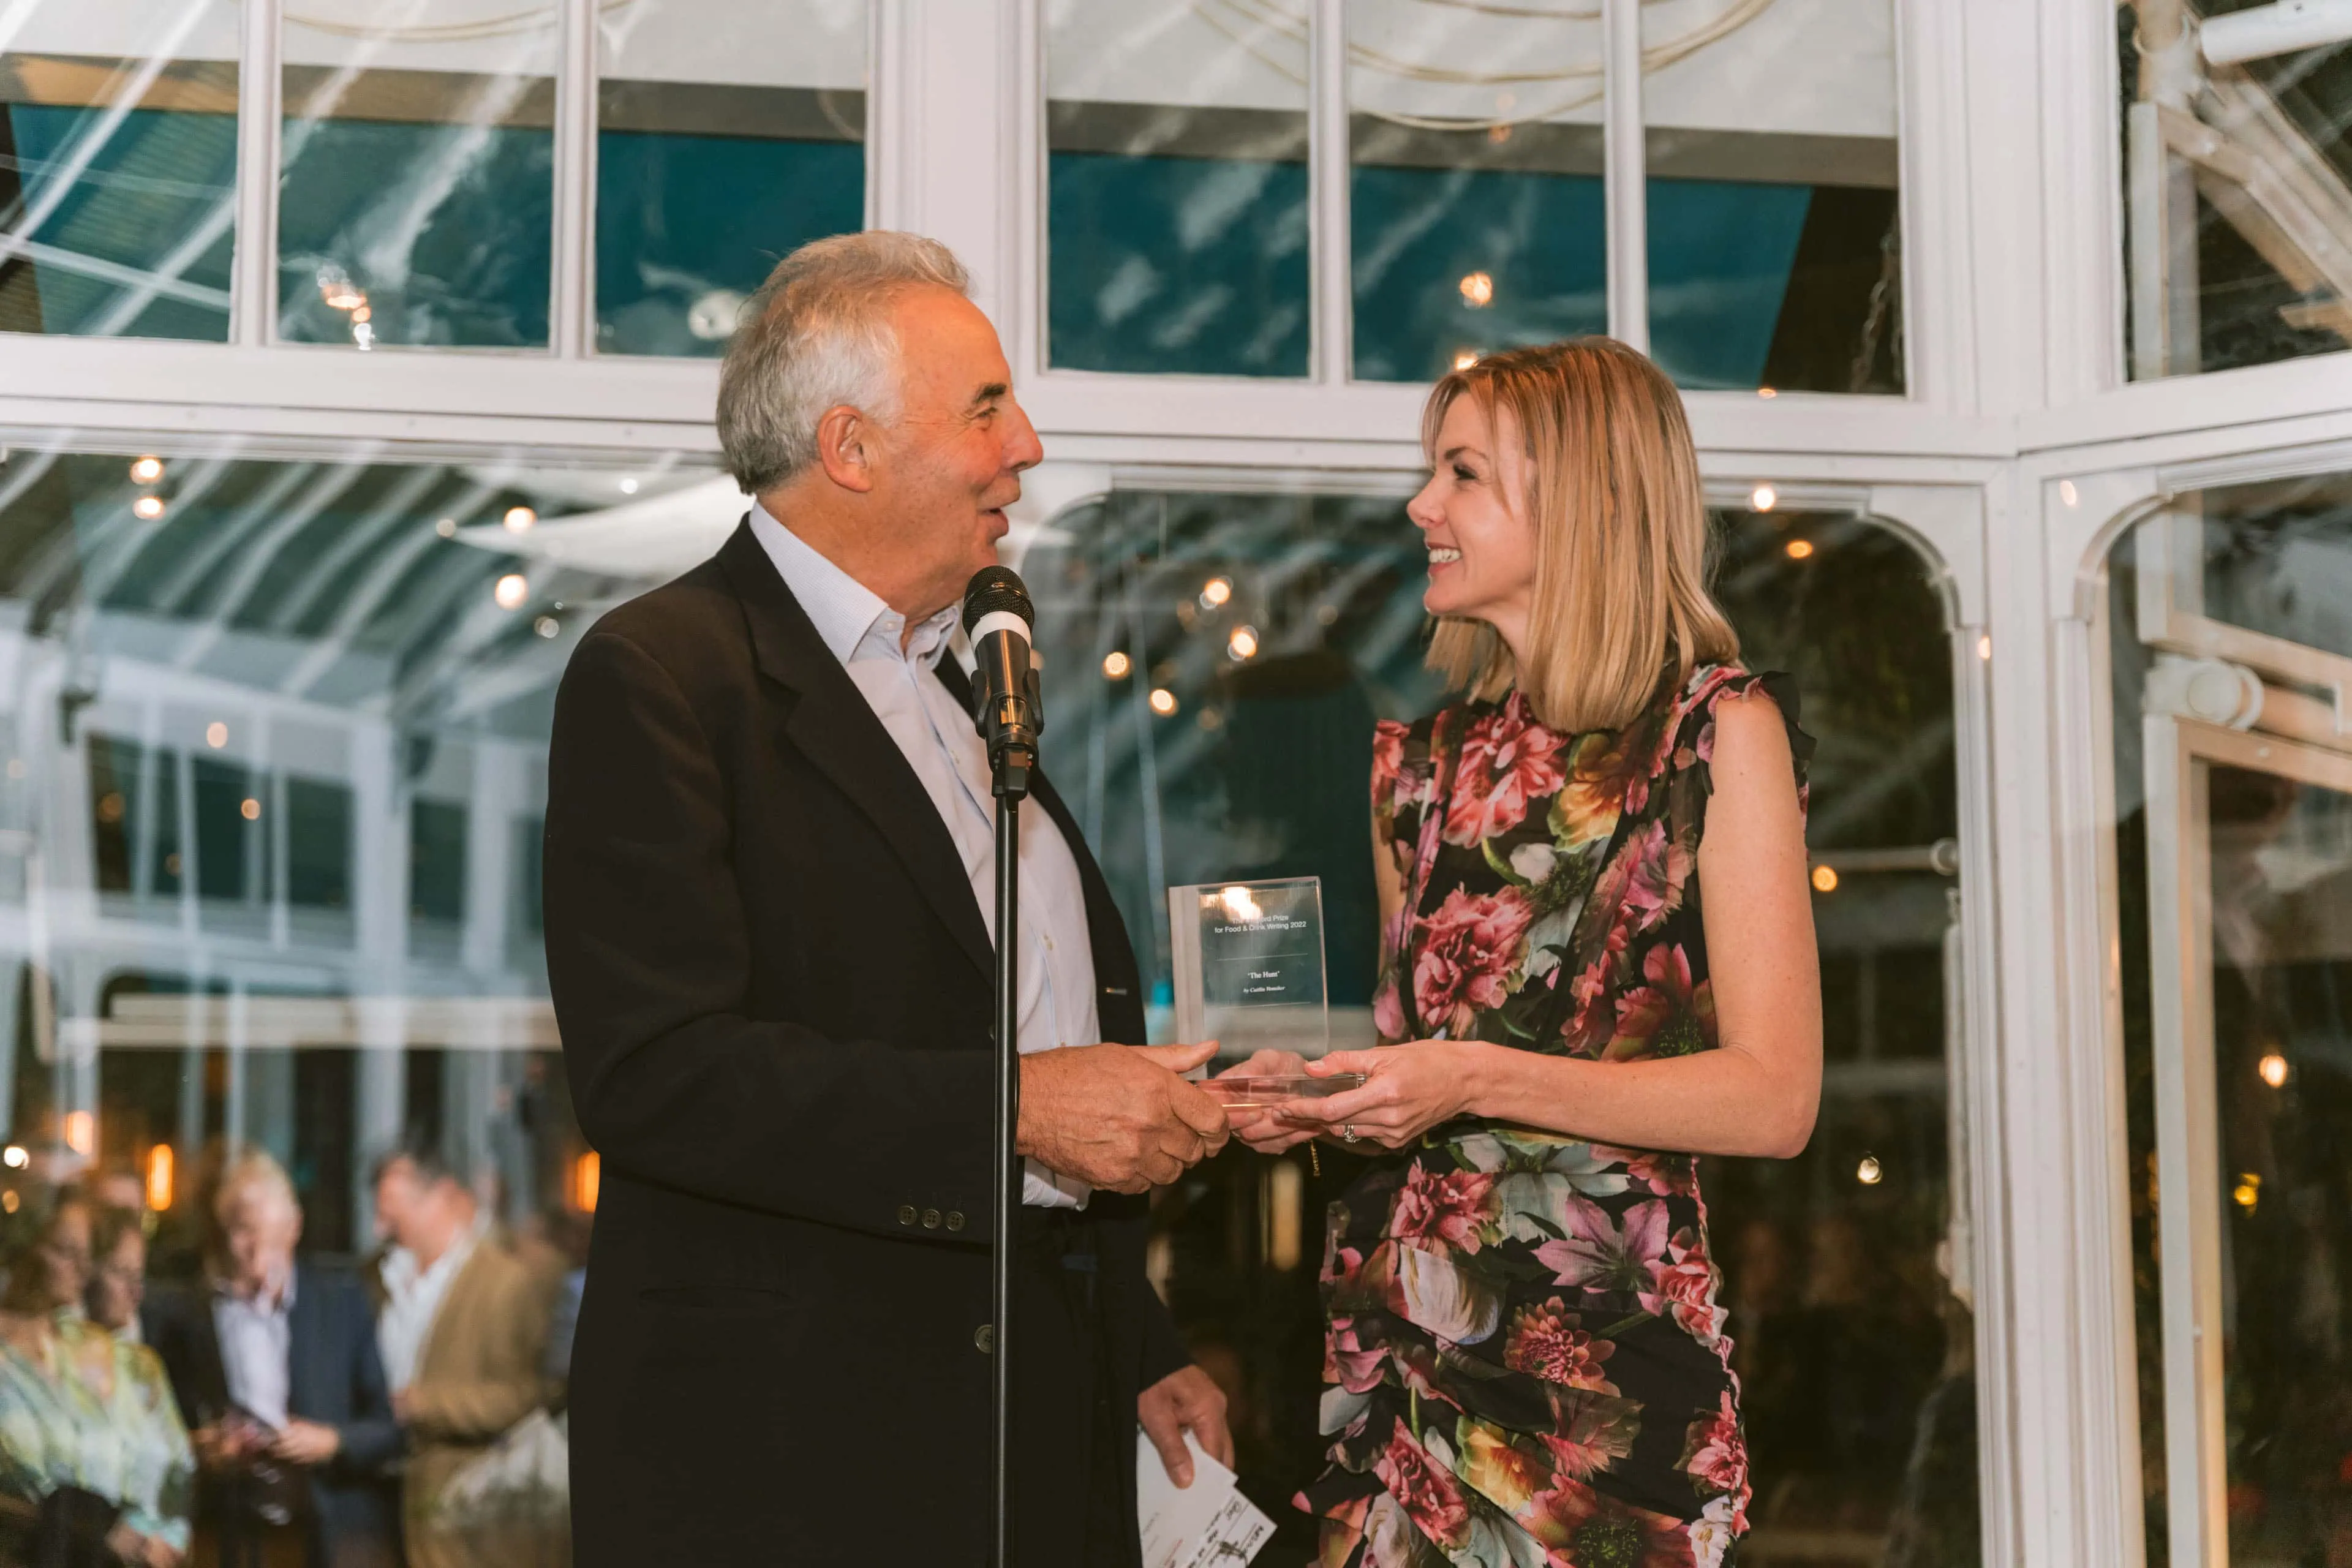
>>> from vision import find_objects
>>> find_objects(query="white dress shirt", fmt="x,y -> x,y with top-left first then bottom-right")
376,1226 -> 477,1393
747,503 -> 1099,1209
213,1274 -> 294,1429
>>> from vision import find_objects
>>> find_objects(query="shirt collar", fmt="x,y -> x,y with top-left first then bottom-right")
745,502 -> 957,672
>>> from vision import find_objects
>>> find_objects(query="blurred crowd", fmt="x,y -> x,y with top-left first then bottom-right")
0,1142 -> 589,1568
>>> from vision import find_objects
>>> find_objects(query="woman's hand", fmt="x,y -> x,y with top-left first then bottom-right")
1283,1042 -> 1494,1150
1214,1051 -> 1321,1154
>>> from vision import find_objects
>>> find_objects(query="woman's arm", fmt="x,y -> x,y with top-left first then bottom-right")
1292,694 -> 1823,1159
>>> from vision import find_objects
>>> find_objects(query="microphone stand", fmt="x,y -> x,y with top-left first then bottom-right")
990,745 -> 1026,1568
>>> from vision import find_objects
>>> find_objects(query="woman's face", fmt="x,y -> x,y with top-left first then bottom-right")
34,1204 -> 92,1313
1406,394 -> 1539,645
88,1226 -> 145,1332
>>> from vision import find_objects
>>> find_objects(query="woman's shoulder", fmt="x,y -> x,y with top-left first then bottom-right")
1666,662 -> 1815,791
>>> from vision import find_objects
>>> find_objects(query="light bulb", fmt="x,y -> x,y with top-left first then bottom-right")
205,722 -> 227,749
494,573 -> 529,610
1458,271 -> 1494,307
1102,651 -> 1132,680
1856,1155 -> 1882,1185
1785,539 -> 1815,560
1810,865 -> 1839,893
1751,484 -> 1777,513
503,506 -> 536,533
1199,577 -> 1233,609
1148,688 -> 1178,717
2258,1052 -> 2288,1088
619,477 -> 639,494
132,495 -> 165,521
129,456 -> 163,484
1227,627 -> 1258,661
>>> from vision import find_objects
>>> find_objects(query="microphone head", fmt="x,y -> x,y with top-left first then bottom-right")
961,565 -> 1034,636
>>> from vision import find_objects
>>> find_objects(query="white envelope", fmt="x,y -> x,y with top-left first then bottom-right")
1136,1430 -> 1276,1568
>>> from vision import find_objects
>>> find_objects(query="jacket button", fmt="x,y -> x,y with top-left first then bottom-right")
944,1211 -> 965,1232
921,1208 -> 941,1229
897,1205 -> 918,1226
975,1324 -> 994,1354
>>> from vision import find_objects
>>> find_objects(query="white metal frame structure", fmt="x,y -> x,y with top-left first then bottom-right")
1,1 -> 2348,1564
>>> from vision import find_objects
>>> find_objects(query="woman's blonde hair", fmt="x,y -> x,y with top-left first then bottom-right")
1423,336 -> 1737,734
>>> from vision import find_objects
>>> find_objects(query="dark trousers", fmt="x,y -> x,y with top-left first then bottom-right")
1013,1208 -> 1129,1568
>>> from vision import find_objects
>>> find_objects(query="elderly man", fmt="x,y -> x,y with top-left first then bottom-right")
545,231 -> 1234,1566
143,1147 -> 399,1568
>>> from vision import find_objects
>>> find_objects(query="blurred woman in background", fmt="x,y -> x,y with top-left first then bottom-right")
0,1188 -> 192,1567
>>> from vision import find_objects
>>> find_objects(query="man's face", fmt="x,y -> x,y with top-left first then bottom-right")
219,1183 -> 298,1297
863,288 -> 1043,619
374,1161 -> 425,1251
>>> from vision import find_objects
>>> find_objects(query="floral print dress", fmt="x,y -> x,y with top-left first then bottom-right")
1300,664 -> 1811,1568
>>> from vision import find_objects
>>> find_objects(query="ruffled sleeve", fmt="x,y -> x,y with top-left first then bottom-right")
1678,665 -> 1814,820
1369,712 -> 1441,854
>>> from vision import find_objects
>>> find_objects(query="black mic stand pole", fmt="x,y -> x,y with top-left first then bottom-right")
988,709 -> 1033,1568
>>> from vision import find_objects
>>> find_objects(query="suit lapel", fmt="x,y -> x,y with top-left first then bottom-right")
717,521 -> 995,982
932,658 -> 1147,1044
285,1263 -> 317,1417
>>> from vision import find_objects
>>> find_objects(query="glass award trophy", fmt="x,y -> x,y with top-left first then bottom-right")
1167,876 -> 1330,1065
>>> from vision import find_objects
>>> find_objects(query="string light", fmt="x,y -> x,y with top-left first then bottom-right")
1856,1155 -> 1882,1185
132,495 -> 165,520
435,518 -> 458,538
1751,484 -> 1777,512
1,1146 -> 24,1169
239,797 -> 261,821
1148,688 -> 1178,717
146,1145 -> 173,1211
1458,271 -> 1494,307
1227,627 -> 1259,661
535,616 -> 560,639
2234,1172 -> 2261,1212
1757,386 -> 1777,400
503,506 -> 536,533
63,1111 -> 93,1156
619,478 -> 639,494
1452,349 -> 1480,371
2259,1052 -> 2289,1088
1811,865 -> 1839,893
129,456 -> 163,483
205,722 -> 227,748
1102,651 -> 1132,680
1785,539 -> 1814,560
494,574 -> 530,610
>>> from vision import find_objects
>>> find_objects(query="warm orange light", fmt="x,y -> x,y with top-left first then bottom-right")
502,506 -> 537,534
1102,650 -> 1132,680
63,1110 -> 94,1156
1199,576 -> 1232,609
239,797 -> 261,821
1458,271 -> 1495,307
2258,1052 -> 2289,1088
1785,539 -> 1815,560
129,456 -> 164,484
1227,627 -> 1259,662
1810,864 -> 1839,894
574,1150 -> 601,1212
1751,484 -> 1778,513
1452,349 -> 1480,371
1148,688 -> 1178,717
132,495 -> 165,521
146,1144 -> 174,1211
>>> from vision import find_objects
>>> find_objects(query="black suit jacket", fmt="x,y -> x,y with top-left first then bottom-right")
142,1263 -> 400,1564
545,521 -> 1186,1566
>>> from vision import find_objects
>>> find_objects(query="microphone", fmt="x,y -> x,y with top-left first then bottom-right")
962,565 -> 1044,799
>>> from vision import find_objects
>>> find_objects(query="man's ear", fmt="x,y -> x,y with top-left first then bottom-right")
815,404 -> 879,494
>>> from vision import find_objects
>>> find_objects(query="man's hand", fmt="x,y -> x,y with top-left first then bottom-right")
1138,1365 -> 1234,1488
1017,1042 -> 1229,1193
271,1418 -> 342,1466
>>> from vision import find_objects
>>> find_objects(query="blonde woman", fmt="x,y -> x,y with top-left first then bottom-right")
1226,337 -> 1822,1568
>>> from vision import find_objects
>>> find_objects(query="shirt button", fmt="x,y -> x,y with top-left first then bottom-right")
922,1208 -> 942,1229
897,1205 -> 918,1227
945,1211 -> 966,1232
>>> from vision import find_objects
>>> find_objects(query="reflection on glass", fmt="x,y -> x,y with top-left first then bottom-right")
279,2 -> 557,349
595,0 -> 867,358
1348,2 -> 1608,383
1642,0 -> 1904,393
2120,2 -> 2352,379
1027,495 -> 1977,1558
0,0 -> 240,341
1046,0 -> 1310,377
2179,470 -> 2352,660
0,440 -> 690,1472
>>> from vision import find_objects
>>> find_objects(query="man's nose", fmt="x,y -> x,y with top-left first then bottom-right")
1006,398 -> 1045,473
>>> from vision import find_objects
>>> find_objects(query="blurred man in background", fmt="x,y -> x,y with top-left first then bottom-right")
144,1147 -> 399,1568
370,1148 -> 549,1568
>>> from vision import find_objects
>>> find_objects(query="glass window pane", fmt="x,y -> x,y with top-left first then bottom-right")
2173,472 -> 2352,659
1642,0 -> 1903,393
1025,494 -> 1976,1559
2120,7 -> 2352,379
0,442 -> 683,1521
1046,1 -> 1310,377
1348,2 -> 1608,383
0,0 -> 240,341
279,4 -> 557,350
595,0 -> 867,358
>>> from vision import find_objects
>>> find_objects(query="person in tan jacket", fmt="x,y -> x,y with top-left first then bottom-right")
369,1150 -> 552,1568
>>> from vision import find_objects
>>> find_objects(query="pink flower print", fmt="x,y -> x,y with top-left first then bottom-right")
1389,1165 -> 1498,1256
1375,1423 -> 1473,1550
1679,1392 -> 1748,1501
1613,820 -> 1691,935
1411,888 -> 1534,1036
1523,1476 -> 1698,1568
1371,720 -> 1408,808
1606,943 -> 1717,1061
1643,1227 -> 1727,1344
1325,1316 -> 1387,1394
1592,1145 -> 1696,1197
1442,696 -> 1570,846
1502,1297 -> 1619,1392
1371,978 -> 1409,1043
1533,1198 -> 1670,1296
